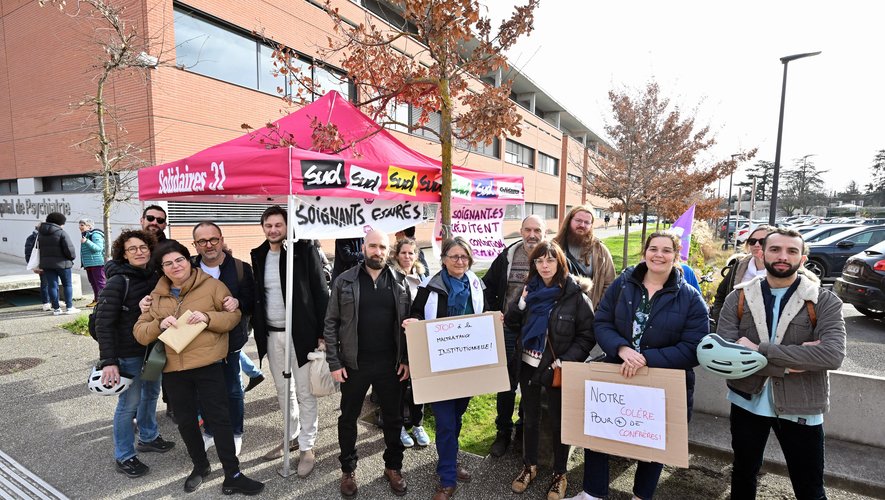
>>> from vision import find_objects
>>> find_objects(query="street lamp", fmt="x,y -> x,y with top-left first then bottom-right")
724,154 -> 739,248
769,51 -> 822,225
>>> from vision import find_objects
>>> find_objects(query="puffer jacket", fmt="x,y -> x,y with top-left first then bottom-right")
95,260 -> 158,362
594,263 -> 709,412
80,229 -> 106,268
37,222 -> 75,270
504,276 -> 596,387
133,268 -> 240,373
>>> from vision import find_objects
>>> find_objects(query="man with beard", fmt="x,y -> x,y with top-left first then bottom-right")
250,206 -> 329,476
140,205 -> 168,242
717,228 -> 846,500
553,205 -> 615,308
324,230 -> 411,497
482,214 -> 546,457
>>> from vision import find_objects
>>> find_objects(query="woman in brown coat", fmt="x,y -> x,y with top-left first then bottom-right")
134,241 -> 263,496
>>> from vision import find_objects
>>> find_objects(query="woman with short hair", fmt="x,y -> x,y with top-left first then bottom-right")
710,225 -> 776,327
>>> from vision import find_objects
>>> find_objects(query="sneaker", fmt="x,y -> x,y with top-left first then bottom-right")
244,374 -> 264,393
42,303 -> 52,311
115,456 -> 149,478
490,431 -> 511,457
52,309 -> 63,316
202,433 -> 215,451
137,435 -> 175,453
86,300 -> 98,308
184,465 -> 210,493
400,427 -> 415,448
297,449 -> 316,478
547,473 -> 568,500
412,425 -> 431,447
222,472 -> 264,496
511,464 -> 538,494
563,492 -> 601,500
65,307 -> 81,315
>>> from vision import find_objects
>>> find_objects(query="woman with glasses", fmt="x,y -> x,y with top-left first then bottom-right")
405,237 -> 488,500
134,241 -> 264,495
95,229 -> 174,478
710,225 -> 775,328
389,237 -> 431,448
566,232 -> 708,500
505,241 -> 595,500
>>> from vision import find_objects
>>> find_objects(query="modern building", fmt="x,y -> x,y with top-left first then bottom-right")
0,0 -> 610,260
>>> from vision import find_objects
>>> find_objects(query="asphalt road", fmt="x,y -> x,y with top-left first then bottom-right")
839,302 -> 885,377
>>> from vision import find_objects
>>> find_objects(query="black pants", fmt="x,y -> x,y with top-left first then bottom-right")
401,379 -> 424,428
519,363 -> 569,473
164,363 -> 239,477
730,404 -> 827,500
495,327 -> 521,434
338,357 -> 404,473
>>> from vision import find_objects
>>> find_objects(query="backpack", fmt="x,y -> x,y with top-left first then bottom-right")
736,288 -> 817,328
88,275 -> 130,341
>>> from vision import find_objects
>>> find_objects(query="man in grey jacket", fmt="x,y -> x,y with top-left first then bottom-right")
324,230 -> 411,498
717,228 -> 846,500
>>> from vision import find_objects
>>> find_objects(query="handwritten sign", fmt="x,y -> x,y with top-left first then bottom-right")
584,380 -> 667,450
431,203 -> 506,262
293,196 -> 424,239
426,314 -> 497,373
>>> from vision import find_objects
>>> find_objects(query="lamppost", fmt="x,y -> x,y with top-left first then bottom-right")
724,154 -> 739,248
769,51 -> 822,225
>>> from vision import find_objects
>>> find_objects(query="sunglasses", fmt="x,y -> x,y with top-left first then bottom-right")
746,237 -> 764,246
144,214 -> 166,225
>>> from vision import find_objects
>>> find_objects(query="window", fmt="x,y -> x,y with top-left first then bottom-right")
455,136 -> 500,159
258,44 -> 286,95
504,204 -> 524,220
0,180 -> 17,194
567,173 -> 581,184
505,139 -> 534,169
525,202 -> 557,220
847,230 -> 885,246
41,175 -> 112,193
537,152 -> 559,176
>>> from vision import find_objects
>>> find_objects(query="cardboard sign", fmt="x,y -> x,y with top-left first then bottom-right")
406,312 -> 510,404
561,361 -> 689,468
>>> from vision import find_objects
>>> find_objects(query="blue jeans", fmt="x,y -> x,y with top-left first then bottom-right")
239,351 -> 262,379
38,272 -> 51,304
113,356 -> 162,461
432,397 -> 471,487
203,352 -> 245,436
43,268 -> 72,309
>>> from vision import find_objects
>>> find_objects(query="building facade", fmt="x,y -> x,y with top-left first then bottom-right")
0,0 -> 609,260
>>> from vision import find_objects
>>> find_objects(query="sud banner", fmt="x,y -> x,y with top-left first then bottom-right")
293,196 -> 425,239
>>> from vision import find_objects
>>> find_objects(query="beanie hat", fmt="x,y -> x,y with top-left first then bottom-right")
79,218 -> 94,228
46,212 -> 67,225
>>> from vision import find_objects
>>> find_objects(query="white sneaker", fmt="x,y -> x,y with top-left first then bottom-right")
42,303 -> 52,311
564,492 -> 601,500
234,435 -> 242,456
52,309 -> 63,316
400,427 -> 415,448
412,425 -> 431,446
202,433 -> 215,451
65,307 -> 81,315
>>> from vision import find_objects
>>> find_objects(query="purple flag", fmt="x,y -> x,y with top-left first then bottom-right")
670,205 -> 695,261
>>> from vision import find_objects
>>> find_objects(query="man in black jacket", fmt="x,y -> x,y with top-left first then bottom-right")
250,206 -> 329,475
325,230 -> 411,498
191,222 -> 255,456
482,214 -> 546,457
38,212 -> 79,315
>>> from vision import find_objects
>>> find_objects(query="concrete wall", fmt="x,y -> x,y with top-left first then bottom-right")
693,367 -> 885,448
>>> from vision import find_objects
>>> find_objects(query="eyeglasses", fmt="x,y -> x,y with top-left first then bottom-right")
194,237 -> 221,247
144,215 -> 166,225
445,254 -> 470,262
533,257 -> 557,266
161,256 -> 188,269
125,245 -> 150,254
573,218 -> 593,226
747,238 -> 764,246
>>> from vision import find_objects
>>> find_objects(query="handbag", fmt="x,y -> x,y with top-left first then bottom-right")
546,335 -> 562,388
26,239 -> 40,271
141,341 -> 167,381
307,349 -> 339,397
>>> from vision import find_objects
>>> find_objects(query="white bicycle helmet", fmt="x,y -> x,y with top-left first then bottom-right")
87,366 -> 134,396
697,334 -> 768,379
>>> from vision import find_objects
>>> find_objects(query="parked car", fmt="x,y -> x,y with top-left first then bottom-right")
833,240 -> 885,319
802,224 -> 863,243
805,225 -> 885,279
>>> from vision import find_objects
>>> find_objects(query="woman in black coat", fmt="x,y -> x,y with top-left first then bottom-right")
505,241 -> 595,500
94,229 -> 174,478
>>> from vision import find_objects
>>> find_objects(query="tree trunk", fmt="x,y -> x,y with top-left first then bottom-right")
439,77 -> 453,240
96,72 -> 113,258
640,204 -> 649,250
621,209 -> 630,269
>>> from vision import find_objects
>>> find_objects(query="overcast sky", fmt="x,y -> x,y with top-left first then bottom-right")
484,0 -> 884,192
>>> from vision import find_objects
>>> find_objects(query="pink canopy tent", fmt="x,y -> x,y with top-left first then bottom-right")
138,91 -> 524,204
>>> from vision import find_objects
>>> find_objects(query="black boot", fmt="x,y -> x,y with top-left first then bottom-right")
489,431 -> 511,457
222,473 -> 265,496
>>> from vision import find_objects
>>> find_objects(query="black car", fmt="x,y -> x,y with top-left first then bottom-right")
804,225 -> 885,279
833,240 -> 885,319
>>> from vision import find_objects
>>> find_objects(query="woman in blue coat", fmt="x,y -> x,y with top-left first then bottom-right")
566,232 -> 708,500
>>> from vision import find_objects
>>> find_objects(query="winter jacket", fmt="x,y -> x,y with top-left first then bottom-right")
504,276 -> 596,387
409,270 -> 487,322
331,237 -> 364,283
594,263 -> 709,412
24,230 -> 38,264
323,265 -> 411,372
482,240 -> 524,312
193,253 -> 255,353
37,222 -> 75,270
559,236 -> 616,308
250,239 -> 330,368
80,229 -> 106,268
718,275 -> 846,414
95,260 -> 158,362
133,268 -> 240,373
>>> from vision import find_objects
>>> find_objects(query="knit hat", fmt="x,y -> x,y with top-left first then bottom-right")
46,212 -> 67,225
79,218 -> 94,228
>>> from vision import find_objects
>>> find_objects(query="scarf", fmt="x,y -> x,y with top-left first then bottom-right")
441,267 -> 471,317
521,275 -> 561,353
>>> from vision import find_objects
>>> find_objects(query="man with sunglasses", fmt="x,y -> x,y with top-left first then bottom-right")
140,205 -> 168,241
191,222 -> 255,457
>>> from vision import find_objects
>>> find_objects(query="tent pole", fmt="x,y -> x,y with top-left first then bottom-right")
279,169 -> 297,478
